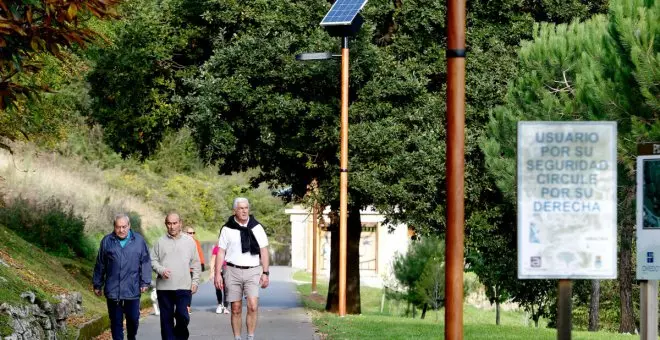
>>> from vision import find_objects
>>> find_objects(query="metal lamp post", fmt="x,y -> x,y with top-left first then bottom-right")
296,0 -> 367,318
295,43 -> 350,316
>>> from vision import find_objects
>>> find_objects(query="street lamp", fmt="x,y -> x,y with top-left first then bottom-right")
295,52 -> 340,61
295,0 -> 367,317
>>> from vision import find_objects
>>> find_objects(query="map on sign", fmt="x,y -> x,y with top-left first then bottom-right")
320,0 -> 368,26
517,122 -> 617,279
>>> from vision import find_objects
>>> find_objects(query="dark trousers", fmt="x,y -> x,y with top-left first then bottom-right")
215,288 -> 228,307
215,271 -> 227,306
157,289 -> 192,340
106,299 -> 140,340
215,288 -> 223,304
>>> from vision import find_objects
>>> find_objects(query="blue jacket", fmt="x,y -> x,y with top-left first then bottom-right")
92,231 -> 151,300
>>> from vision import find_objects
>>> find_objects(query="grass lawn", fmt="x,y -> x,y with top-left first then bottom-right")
293,271 -> 638,340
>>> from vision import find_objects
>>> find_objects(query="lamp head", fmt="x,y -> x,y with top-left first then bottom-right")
295,52 -> 340,61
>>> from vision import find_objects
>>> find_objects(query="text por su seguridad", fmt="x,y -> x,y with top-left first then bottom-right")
526,131 -> 610,213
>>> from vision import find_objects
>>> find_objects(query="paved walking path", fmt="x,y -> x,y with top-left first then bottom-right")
137,266 -> 319,340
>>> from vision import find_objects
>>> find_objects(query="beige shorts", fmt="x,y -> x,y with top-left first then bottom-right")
224,265 -> 262,302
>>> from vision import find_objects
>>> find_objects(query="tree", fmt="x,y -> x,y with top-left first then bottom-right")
512,279 -> 556,328
392,235 -> 444,318
0,0 -> 121,150
415,254 -> 445,320
86,0 -> 198,157
483,0 -> 659,331
182,0 -> 367,313
467,205 -> 516,325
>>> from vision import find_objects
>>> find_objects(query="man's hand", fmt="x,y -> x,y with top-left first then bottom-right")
140,286 -> 148,294
162,268 -> 172,279
260,274 -> 270,289
191,284 -> 198,294
94,289 -> 102,297
214,273 -> 224,290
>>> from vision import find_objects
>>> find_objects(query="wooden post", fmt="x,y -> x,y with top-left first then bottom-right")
445,0 -> 466,339
557,280 -> 572,340
312,201 -> 319,294
375,222 -> 379,274
338,35 -> 349,317
640,280 -> 658,340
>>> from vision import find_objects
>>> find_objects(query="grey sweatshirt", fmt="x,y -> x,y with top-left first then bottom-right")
151,233 -> 201,290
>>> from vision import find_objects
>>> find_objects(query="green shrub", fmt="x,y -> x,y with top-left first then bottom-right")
0,197 -> 95,260
58,125 -> 123,170
393,236 -> 445,313
464,271 -> 481,297
127,211 -> 144,237
145,128 -> 204,175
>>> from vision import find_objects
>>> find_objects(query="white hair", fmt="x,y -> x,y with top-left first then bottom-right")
113,213 -> 130,226
233,197 -> 250,209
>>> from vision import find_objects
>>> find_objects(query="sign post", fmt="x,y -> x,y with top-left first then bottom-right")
636,142 -> 660,340
517,122 -> 618,339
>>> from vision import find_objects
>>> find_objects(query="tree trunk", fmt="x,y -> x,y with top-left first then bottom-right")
618,225 -> 635,333
618,186 -> 636,333
588,279 -> 600,331
531,305 -> 539,328
421,303 -> 428,319
616,186 -> 636,333
325,204 -> 361,314
495,285 -> 501,325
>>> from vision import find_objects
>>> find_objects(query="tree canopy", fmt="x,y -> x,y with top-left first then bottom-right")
0,0 -> 121,151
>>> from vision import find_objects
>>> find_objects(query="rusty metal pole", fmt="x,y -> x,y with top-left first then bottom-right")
445,0 -> 466,339
338,35 -> 349,317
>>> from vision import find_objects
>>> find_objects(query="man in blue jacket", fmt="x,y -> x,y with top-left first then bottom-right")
93,213 -> 152,340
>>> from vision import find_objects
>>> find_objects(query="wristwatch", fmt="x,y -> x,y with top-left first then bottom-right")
262,271 -> 269,276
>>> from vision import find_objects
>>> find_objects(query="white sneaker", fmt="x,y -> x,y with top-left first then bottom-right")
216,304 -> 224,314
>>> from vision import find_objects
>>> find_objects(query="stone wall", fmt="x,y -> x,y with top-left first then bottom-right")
0,291 -> 82,340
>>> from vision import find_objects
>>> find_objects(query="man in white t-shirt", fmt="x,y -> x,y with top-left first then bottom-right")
214,198 -> 269,340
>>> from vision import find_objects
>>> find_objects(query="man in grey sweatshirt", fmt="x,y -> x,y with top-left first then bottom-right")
151,212 -> 201,340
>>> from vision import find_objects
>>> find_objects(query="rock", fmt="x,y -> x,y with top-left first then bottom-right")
19,292 -> 35,304
39,315 -> 52,330
42,301 -> 52,313
2,291 -> 83,339
54,292 -> 82,321
0,258 -> 8,267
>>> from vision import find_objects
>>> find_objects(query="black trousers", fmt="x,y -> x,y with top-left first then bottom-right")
157,289 -> 192,340
215,271 -> 228,306
106,299 -> 140,340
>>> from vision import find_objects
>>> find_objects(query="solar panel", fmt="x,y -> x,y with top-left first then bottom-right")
320,0 -> 368,26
